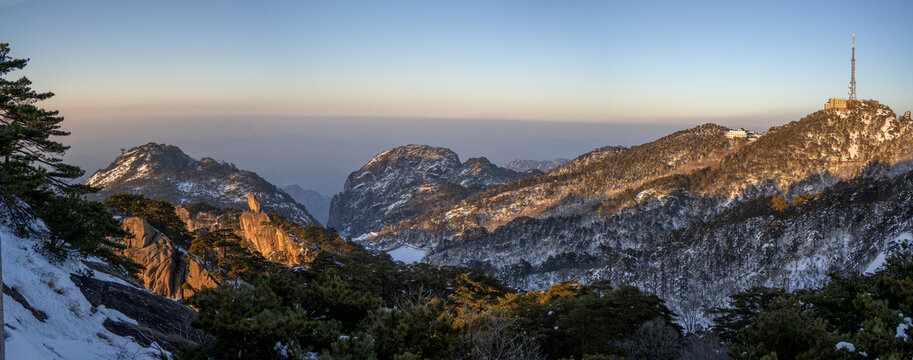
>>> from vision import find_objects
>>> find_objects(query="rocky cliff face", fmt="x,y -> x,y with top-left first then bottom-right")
501,158 -> 569,172
119,216 -> 219,298
112,192 -> 324,302
238,193 -> 317,265
363,104 -> 913,324
174,205 -> 233,232
86,143 -> 316,224
283,185 -> 331,224
328,144 -> 532,237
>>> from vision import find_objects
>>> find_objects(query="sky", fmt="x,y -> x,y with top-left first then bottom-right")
1,0 -> 912,195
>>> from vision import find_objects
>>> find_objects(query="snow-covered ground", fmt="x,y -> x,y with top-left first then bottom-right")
865,232 -> 912,274
2,225 -> 166,360
386,245 -> 428,264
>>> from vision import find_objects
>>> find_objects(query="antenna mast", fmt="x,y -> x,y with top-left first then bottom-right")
849,33 -> 857,100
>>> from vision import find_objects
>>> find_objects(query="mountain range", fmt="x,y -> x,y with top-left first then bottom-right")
354,102 -> 913,324
79,103 -> 913,328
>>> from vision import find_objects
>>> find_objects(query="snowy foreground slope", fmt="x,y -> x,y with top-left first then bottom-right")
3,223 -> 200,359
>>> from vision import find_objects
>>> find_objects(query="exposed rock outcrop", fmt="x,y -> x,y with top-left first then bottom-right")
247,192 -> 260,213
119,217 -> 219,298
70,274 -> 210,353
174,206 -> 230,232
239,193 -> 316,265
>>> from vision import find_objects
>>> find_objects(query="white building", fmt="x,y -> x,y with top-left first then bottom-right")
725,128 -> 763,141
725,128 -> 748,139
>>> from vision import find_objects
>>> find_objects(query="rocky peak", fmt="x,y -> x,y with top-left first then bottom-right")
350,145 -> 462,191
365,144 -> 460,169
129,143 -> 193,166
247,192 -> 261,213
85,143 -> 316,224
328,145 -> 533,237
455,157 -> 530,187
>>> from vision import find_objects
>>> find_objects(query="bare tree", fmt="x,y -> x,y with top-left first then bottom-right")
618,317 -> 682,360
456,309 -> 545,360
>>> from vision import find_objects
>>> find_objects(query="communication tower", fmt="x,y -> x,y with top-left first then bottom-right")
849,34 -> 856,100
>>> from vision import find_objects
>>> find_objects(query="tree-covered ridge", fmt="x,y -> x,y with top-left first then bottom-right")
177,244 -> 709,359
380,124 -> 733,237
376,104 -> 908,245
634,102 -> 911,199
356,105 -> 913,324
104,192 -> 193,247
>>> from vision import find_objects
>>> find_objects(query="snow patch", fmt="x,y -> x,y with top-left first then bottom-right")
386,245 -> 428,264
835,341 -> 855,352
897,316 -> 911,341
865,232 -> 913,274
351,232 -> 378,242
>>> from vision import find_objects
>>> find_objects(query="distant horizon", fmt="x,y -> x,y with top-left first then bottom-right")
64,105 -> 871,196
4,0 -> 912,195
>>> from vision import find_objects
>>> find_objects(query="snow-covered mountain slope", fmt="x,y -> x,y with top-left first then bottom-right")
283,185 -> 330,225
2,222 -> 205,359
372,103 -> 913,248
372,123 -> 736,246
85,143 -> 316,224
427,167 -> 913,328
373,104 -> 913,249
327,144 -> 532,237
501,158 -> 569,172
359,104 -> 913,325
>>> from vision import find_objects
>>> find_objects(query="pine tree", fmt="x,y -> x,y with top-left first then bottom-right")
0,43 -> 139,273
0,43 -> 86,223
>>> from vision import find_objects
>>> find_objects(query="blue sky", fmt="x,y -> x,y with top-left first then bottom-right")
2,0 -> 912,194
4,0 -> 911,121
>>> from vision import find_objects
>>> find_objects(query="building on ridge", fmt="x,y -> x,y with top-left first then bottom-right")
725,128 -> 762,141
824,34 -> 881,110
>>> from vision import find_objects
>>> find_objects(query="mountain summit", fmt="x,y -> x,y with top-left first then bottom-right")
85,143 -> 316,224
327,144 -> 532,237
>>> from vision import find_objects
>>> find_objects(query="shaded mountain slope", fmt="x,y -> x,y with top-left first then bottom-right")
282,185 -> 331,224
